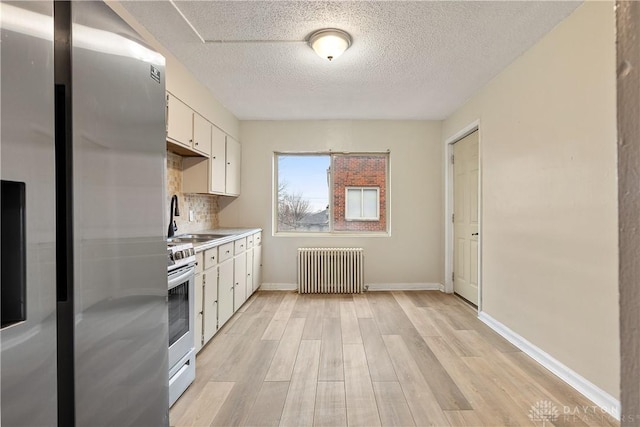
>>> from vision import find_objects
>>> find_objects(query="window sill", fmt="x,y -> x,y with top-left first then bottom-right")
273,231 -> 390,238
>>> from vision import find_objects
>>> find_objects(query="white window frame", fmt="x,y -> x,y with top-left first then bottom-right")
273,151 -> 390,236
345,187 -> 380,221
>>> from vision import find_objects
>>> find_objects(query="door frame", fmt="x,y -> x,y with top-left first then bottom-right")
444,120 -> 483,311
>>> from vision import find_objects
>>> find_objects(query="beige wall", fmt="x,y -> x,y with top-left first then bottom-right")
219,121 -> 444,287
107,1 -> 239,140
443,2 -> 619,398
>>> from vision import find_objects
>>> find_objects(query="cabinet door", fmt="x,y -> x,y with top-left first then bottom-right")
253,244 -> 262,292
202,267 -> 218,344
245,248 -> 254,298
217,259 -> 234,328
192,113 -> 211,157
195,252 -> 204,275
166,93 -> 193,148
225,136 -> 241,196
210,127 -> 226,194
233,252 -> 247,311
194,273 -> 204,353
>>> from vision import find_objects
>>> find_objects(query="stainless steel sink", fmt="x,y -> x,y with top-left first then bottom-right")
168,234 -> 229,244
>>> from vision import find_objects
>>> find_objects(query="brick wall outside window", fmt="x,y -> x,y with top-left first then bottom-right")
333,155 -> 387,232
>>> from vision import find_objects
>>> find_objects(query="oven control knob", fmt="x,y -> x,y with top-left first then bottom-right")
174,251 -> 183,260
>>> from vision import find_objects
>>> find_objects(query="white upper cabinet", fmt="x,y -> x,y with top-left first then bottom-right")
168,91 -> 241,197
192,113 -> 211,157
225,136 -> 241,196
166,93 -> 193,149
210,127 -> 226,194
166,92 -> 212,158
183,133 -> 241,197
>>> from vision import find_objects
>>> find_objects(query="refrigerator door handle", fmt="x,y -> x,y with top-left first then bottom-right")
54,83 -> 70,303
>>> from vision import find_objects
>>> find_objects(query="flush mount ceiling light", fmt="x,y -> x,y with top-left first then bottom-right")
308,29 -> 352,62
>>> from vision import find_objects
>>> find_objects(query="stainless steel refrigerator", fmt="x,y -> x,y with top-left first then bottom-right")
1,1 -> 169,425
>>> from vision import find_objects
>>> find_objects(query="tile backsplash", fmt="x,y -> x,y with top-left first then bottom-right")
167,151 -> 219,233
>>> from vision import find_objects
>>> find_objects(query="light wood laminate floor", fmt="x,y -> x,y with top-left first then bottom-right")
170,291 -> 618,427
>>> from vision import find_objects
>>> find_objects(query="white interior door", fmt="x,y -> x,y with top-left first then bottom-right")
453,131 -> 479,305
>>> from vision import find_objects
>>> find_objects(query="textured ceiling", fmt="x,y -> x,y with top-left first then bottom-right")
121,1 -> 581,120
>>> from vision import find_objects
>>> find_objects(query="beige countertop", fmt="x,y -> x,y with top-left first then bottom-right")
188,228 -> 262,252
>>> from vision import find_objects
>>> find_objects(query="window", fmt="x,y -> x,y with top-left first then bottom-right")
346,187 -> 379,221
275,152 -> 388,234
277,154 -> 330,233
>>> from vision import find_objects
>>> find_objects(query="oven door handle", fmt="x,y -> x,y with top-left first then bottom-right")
168,266 -> 195,288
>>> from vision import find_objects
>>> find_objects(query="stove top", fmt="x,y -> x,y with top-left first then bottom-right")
167,242 -> 196,271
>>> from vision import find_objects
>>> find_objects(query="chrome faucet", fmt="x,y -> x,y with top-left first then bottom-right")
168,195 -> 180,238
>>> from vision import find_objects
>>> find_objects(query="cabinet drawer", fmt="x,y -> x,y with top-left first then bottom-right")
218,242 -> 234,263
253,232 -> 262,246
195,252 -> 204,275
246,234 -> 254,249
203,247 -> 218,270
234,237 -> 247,254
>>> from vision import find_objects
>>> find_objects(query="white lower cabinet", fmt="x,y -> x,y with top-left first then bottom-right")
217,259 -> 234,328
245,249 -> 254,299
233,252 -> 247,311
252,244 -> 262,293
194,272 -> 204,353
194,231 -> 262,354
202,266 -> 218,344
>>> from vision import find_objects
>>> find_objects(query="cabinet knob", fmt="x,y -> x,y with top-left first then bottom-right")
189,139 -> 193,143
213,156 -> 216,159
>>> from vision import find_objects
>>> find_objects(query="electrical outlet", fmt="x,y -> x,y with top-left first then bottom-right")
189,210 -> 194,222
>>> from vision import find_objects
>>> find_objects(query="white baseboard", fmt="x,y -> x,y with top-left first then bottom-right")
478,311 -> 620,420
366,283 -> 444,291
258,283 -> 444,292
259,283 -> 297,291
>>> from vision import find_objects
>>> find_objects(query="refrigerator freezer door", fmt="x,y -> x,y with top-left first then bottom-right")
71,2 -> 168,426
0,2 -> 58,426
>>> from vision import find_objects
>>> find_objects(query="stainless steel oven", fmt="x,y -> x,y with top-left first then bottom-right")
167,243 -> 196,407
